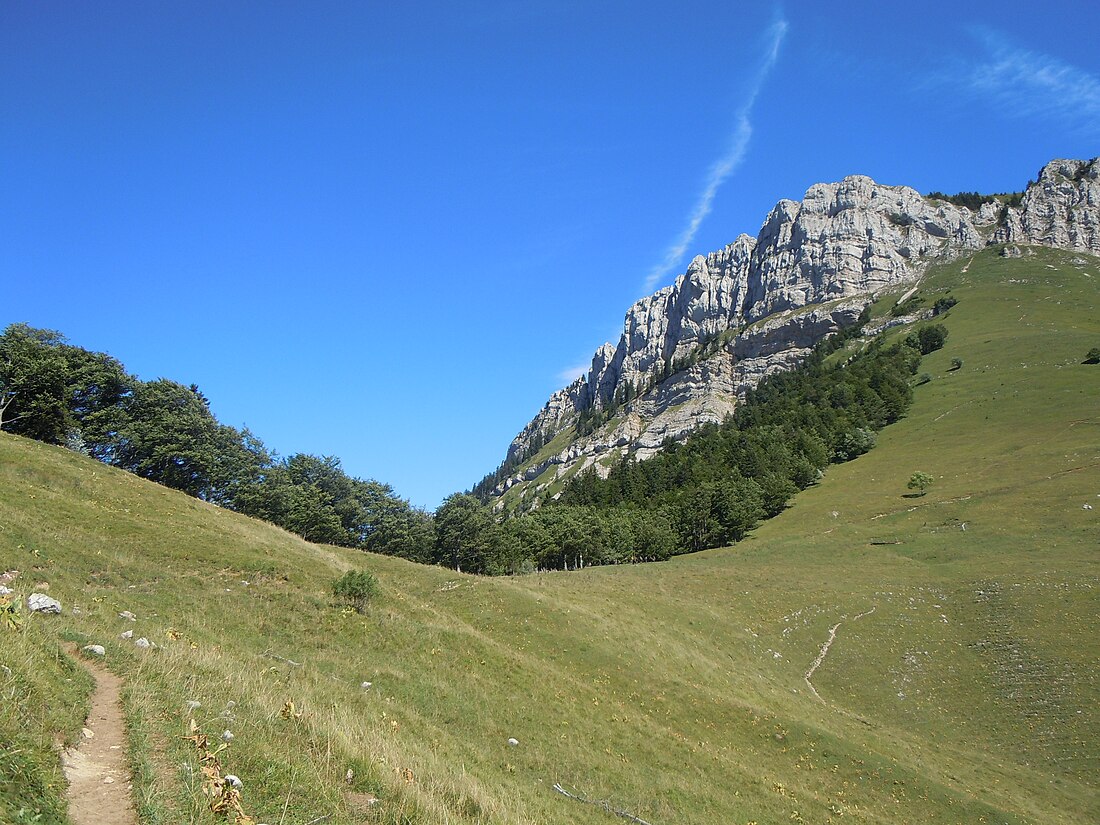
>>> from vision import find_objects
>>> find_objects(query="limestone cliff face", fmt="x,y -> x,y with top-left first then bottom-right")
491,159 -> 1098,505
994,158 -> 1100,252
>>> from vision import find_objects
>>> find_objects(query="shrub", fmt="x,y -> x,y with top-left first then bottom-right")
891,295 -> 924,317
833,428 -> 876,462
0,594 -> 21,630
932,295 -> 958,316
332,570 -> 379,613
905,324 -> 948,355
950,358 -> 963,371
907,471 -> 934,497
1085,347 -> 1100,365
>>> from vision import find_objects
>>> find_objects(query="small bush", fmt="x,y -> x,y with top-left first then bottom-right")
905,324 -> 948,355
907,471 -> 934,497
0,594 -> 21,630
1085,347 -> 1100,365
950,358 -> 963,371
891,295 -> 924,317
332,570 -> 379,613
932,295 -> 958,316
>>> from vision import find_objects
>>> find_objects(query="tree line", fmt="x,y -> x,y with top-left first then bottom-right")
1,316 -> 946,574
0,323 -> 431,553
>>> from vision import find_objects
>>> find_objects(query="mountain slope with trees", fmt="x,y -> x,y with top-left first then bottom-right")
482,157 -> 1099,508
0,309 -> 949,576
1,245 -> 1097,825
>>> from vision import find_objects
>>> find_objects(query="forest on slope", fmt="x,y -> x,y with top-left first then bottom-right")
1,310 -> 950,573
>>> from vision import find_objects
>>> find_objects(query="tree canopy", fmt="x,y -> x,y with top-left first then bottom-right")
0,323 -> 427,555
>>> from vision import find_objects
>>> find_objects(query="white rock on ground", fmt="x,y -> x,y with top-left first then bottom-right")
27,593 -> 62,614
119,630 -> 133,640
134,637 -> 151,648
82,644 -> 106,656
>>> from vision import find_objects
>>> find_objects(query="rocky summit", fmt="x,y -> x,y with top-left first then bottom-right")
488,157 -> 1100,507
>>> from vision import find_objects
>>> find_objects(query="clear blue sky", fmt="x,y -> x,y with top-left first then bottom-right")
3,1 -> 1098,508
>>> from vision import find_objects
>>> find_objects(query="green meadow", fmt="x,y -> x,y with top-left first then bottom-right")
1,246 -> 1097,824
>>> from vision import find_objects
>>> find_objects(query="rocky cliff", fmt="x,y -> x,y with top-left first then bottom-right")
994,158 -> 1100,252
487,158 -> 1100,507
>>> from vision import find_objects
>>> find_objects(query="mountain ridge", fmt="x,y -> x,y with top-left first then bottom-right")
484,157 -> 1100,506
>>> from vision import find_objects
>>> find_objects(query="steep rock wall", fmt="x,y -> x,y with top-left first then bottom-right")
491,159 -> 1098,504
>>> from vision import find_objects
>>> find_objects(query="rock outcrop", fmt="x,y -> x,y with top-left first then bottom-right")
993,158 -> 1100,252
489,159 -> 1099,506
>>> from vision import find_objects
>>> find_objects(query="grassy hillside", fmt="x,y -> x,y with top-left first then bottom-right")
1,246 -> 1097,824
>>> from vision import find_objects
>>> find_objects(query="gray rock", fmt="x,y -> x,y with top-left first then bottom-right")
118,610 -> 137,621
0,585 -> 12,595
119,630 -> 133,640
994,159 -> 1100,252
134,637 -> 152,648
82,644 -> 106,656
27,593 -> 62,614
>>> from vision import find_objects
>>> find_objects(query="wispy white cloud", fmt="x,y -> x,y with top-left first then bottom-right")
641,16 -> 788,295
556,362 -> 590,384
953,27 -> 1100,131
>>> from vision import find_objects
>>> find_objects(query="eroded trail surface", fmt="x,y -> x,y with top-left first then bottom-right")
61,653 -> 138,825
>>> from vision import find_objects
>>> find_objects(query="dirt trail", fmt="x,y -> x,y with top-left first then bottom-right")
804,606 -> 876,702
60,650 -> 138,825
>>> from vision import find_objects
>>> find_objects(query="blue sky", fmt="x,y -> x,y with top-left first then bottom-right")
3,1 -> 1098,508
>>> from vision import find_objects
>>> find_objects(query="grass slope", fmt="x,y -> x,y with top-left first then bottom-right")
1,246 -> 1097,825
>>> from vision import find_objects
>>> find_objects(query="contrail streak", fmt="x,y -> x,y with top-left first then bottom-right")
642,16 -> 788,294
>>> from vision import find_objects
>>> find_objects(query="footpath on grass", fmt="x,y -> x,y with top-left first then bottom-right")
60,648 -> 138,825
